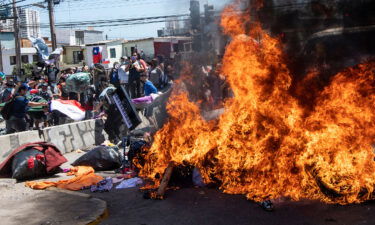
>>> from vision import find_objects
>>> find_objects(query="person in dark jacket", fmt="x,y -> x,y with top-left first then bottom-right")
6,85 -> 47,134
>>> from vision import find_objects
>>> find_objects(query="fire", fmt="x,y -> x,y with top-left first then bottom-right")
139,6 -> 375,204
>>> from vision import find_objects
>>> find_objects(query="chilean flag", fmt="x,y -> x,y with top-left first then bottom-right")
93,46 -> 102,64
102,58 -> 110,64
51,99 -> 86,121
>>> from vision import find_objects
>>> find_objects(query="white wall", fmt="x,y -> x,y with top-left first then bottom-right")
56,29 -> 75,45
122,39 -> 155,58
106,43 -> 123,68
84,31 -> 104,45
1,48 -> 38,75
0,119 -> 107,163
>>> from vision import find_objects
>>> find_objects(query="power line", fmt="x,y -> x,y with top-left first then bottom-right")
36,13 -> 189,27
20,16 -> 189,29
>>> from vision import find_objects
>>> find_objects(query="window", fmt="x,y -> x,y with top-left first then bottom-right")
21,55 -> 29,64
184,42 -> 192,52
110,48 -> 116,58
73,51 -> 84,64
10,56 -> 16,65
33,54 -> 39,62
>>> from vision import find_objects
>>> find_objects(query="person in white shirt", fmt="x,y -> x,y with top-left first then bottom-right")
118,57 -> 130,93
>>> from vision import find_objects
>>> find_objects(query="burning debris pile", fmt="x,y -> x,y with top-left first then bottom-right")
139,5 -> 375,204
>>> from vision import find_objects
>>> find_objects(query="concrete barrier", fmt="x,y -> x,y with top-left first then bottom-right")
0,119 -> 107,163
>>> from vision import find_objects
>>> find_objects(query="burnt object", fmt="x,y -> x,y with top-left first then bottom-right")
107,86 -> 141,130
104,86 -> 142,142
144,163 -> 174,200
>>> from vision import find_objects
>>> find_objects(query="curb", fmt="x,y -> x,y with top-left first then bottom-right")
47,187 -> 108,225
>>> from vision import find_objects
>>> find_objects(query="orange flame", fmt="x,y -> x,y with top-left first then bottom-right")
139,6 -> 375,204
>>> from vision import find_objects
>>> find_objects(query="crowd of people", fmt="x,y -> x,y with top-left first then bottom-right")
0,51 -> 176,135
0,49 -> 233,136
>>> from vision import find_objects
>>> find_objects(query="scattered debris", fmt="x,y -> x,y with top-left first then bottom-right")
91,177 -> 113,193
25,166 -> 103,191
72,146 -> 122,171
0,142 -> 67,181
116,177 -> 143,189
75,149 -> 84,154
259,200 -> 274,212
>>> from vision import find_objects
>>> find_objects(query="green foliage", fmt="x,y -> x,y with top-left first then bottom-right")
12,63 -> 36,78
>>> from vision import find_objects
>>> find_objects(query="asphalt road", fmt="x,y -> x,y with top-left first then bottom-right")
83,186 -> 375,225
3,150 -> 374,225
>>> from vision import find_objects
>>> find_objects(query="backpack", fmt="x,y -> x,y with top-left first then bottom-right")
1,88 -> 12,103
1,98 -> 15,120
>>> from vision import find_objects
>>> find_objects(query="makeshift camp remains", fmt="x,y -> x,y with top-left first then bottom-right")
12,149 -> 50,181
66,72 -> 91,93
0,142 -> 67,180
26,166 -> 103,191
71,146 -> 122,171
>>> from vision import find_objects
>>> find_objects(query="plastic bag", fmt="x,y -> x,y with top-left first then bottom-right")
71,146 -> 122,171
66,72 -> 91,93
11,149 -> 47,181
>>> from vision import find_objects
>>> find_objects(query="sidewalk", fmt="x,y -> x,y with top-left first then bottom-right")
0,151 -> 107,225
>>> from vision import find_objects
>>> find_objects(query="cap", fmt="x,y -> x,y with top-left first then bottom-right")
30,89 -> 39,95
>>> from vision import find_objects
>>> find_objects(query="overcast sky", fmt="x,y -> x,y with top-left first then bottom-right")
21,0 -> 233,40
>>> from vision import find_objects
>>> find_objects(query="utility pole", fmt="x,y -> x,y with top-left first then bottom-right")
47,0 -> 57,50
0,40 -> 3,72
12,0 -> 22,79
190,0 -> 201,52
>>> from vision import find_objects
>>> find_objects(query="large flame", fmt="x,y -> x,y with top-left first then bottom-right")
139,6 -> 375,204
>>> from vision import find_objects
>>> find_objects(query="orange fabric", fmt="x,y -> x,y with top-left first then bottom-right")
25,166 -> 103,191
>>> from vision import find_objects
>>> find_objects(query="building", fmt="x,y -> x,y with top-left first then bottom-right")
56,29 -> 104,46
122,37 -> 192,60
19,9 -> 41,38
158,17 -> 190,37
61,45 -> 85,66
85,39 -> 124,68
2,48 -> 39,75
0,32 -> 15,49
0,19 -> 14,32
0,9 -> 41,38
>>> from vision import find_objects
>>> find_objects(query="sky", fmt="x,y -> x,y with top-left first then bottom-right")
20,0 -> 233,40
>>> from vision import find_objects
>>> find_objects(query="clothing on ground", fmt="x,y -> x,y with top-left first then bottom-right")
25,166 -> 103,191
115,177 -> 143,189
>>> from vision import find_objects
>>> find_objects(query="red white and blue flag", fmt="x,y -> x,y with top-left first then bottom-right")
93,46 -> 102,64
102,58 -> 110,64
51,99 -> 86,121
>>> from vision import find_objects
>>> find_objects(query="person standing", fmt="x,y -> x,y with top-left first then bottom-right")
6,85 -> 47,134
118,57 -> 130,93
80,85 -> 96,120
110,62 -> 120,87
0,82 -> 15,103
45,64 -> 59,93
148,58 -> 164,89
129,53 -> 144,98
